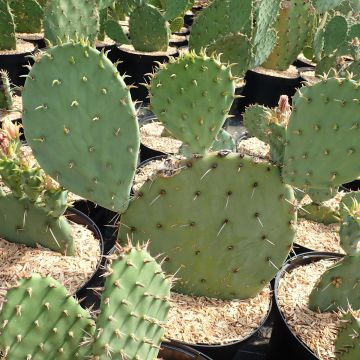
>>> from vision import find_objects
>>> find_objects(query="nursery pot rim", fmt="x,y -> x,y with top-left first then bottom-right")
168,284 -> 273,349
160,341 -> 213,360
273,251 -> 345,358
65,207 -> 105,298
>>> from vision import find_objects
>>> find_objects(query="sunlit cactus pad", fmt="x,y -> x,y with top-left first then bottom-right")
0,274 -> 95,360
283,76 -> 360,189
149,52 -> 235,155
22,42 -> 139,212
119,152 -> 296,300
335,313 -> 360,360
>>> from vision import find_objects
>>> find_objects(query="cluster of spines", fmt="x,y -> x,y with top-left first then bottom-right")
0,70 -> 13,110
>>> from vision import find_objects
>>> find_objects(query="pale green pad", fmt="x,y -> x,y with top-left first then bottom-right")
335,313 -> 360,360
340,191 -> 360,217
44,0 -> 99,45
129,3 -> 169,52
313,0 -> 343,13
0,193 -> 75,255
149,52 -> 235,155
92,247 -> 171,360
309,254 -> 360,312
22,42 -> 139,212
119,152 -> 296,300
282,77 -> 360,189
0,275 -> 95,359
298,203 -> 340,225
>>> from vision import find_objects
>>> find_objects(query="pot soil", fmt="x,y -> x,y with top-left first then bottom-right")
268,252 -> 357,360
299,67 -> 320,86
293,54 -> 316,69
165,288 -> 272,360
17,33 -> 45,49
169,34 -> 189,49
0,39 -> 35,86
116,44 -> 178,102
0,208 -> 103,308
237,66 -> 301,116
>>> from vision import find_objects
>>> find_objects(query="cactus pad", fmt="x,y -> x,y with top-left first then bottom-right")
104,19 -> 130,44
119,152 -> 296,300
313,0 -> 343,13
10,0 -> 43,33
22,42 -> 139,212
282,77 -> 360,189
92,245 -> 171,360
298,203 -> 340,225
0,274 -> 95,359
340,192 -> 360,217
0,193 -> 75,255
44,0 -> 99,45
149,52 -> 235,155
206,32 -> 252,77
335,313 -> 360,360
129,3 -> 169,52
0,0 -> 16,50
0,71 -> 13,110
309,254 -> 360,312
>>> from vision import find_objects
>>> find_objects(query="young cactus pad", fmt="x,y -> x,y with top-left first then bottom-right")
149,52 -> 235,155
0,274 -> 95,359
335,313 -> 360,360
0,70 -> 13,110
44,0 -> 99,45
119,152 -> 296,300
309,254 -> 360,312
92,245 -> 172,360
0,0 -> 16,50
22,42 -> 140,212
282,76 -> 360,190
0,193 -> 75,255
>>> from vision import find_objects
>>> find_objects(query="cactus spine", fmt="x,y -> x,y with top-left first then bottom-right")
0,70 -> 13,110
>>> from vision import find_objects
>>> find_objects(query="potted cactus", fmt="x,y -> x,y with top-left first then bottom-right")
0,0 -> 36,86
102,0 -> 194,101
269,195 -> 360,359
0,243 -> 173,360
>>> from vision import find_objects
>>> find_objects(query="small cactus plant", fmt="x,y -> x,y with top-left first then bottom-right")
0,0 -> 16,51
0,70 -> 13,110
0,243 -> 172,360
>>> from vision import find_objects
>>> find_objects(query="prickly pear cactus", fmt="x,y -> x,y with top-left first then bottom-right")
44,0 -> 99,45
22,42 -> 140,212
340,192 -> 360,217
313,0 -> 343,13
0,274 -> 95,359
309,253 -> 360,312
149,52 -> 235,155
206,32 -> 252,77
298,203 -> 340,225
129,3 -> 169,52
0,193 -> 74,254
93,245 -> 171,359
104,19 -> 130,44
0,0 -> 16,50
9,0 -> 43,33
307,187 -> 339,204
0,70 -> 13,110
119,152 -> 296,300
335,313 -> 360,360
262,0 -> 316,71
282,76 -> 360,190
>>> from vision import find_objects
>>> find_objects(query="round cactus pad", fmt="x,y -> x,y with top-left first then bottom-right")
283,77 -> 360,189
22,42 -> 139,212
119,152 -> 296,300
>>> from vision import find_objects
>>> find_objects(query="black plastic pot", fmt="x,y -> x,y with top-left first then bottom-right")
237,69 -> 302,117
160,342 -> 213,360
116,45 -> 178,102
268,252 -> 343,360
169,35 -> 189,49
17,35 -> 46,50
172,288 -> 273,360
342,179 -> 360,191
65,208 -> 105,309
292,243 -> 313,256
72,200 -> 117,254
0,49 -> 35,87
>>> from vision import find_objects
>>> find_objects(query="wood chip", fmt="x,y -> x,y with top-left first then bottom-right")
278,259 -> 360,360
0,95 -> 22,122
237,137 -> 270,159
140,122 -> 182,154
0,220 -> 100,303
165,287 -> 271,345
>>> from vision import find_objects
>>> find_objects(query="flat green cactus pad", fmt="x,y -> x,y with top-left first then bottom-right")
282,77 -> 360,190
0,192 -> 74,255
335,313 -> 360,360
44,0 -> 99,45
22,42 -> 139,212
92,246 -> 171,360
309,254 -> 360,312
0,0 -> 16,50
149,52 -> 235,155
298,203 -> 340,225
0,274 -> 95,359
119,152 -> 296,300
